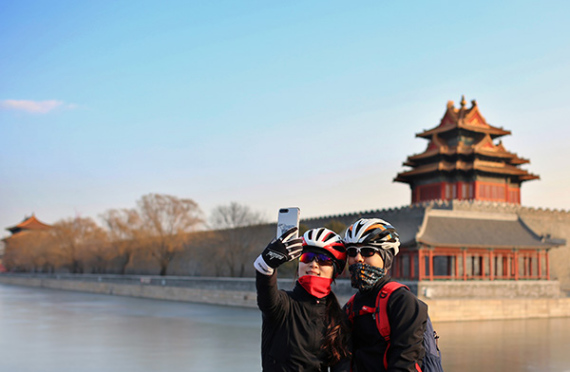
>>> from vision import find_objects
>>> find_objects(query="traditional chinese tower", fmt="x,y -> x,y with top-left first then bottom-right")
394,96 -> 539,204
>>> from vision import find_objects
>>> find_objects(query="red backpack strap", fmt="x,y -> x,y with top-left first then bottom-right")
346,293 -> 379,323
375,281 -> 407,340
374,282 -> 409,370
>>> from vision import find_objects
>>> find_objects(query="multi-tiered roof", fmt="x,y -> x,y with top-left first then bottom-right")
395,96 -> 538,204
6,215 -> 52,236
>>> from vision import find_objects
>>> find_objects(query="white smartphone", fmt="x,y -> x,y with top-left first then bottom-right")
277,207 -> 300,239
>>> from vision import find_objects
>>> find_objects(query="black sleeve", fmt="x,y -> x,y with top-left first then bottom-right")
256,271 -> 291,321
386,288 -> 427,372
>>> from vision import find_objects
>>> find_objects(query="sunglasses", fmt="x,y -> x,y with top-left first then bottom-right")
346,246 -> 380,258
299,252 -> 334,266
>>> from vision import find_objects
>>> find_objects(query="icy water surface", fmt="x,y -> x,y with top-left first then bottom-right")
1,284 -> 569,371
0,284 -> 261,372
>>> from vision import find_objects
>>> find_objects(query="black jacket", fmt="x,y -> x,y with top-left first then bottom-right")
256,272 -> 349,372
346,276 -> 427,372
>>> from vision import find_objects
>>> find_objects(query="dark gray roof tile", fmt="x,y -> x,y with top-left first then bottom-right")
418,212 -> 554,249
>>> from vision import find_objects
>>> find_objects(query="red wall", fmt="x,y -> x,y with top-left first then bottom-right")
412,181 -> 520,204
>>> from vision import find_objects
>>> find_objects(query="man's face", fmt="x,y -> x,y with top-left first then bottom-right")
346,245 -> 385,268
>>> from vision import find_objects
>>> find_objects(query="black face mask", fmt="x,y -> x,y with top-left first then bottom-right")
348,263 -> 386,291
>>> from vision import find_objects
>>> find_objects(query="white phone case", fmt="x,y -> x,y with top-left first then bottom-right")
277,207 -> 300,239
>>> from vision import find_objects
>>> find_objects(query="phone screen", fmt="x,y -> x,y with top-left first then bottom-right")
277,207 -> 300,239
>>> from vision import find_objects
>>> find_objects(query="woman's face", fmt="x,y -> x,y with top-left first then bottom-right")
298,253 -> 335,279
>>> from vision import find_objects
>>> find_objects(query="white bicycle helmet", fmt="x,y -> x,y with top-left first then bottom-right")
302,228 -> 347,276
344,218 -> 400,256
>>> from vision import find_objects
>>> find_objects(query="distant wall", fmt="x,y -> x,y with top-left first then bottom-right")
417,280 -> 562,299
0,274 -> 262,308
517,207 -> 570,292
2,274 -> 569,322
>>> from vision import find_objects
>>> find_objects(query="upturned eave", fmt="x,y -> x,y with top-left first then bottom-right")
416,123 -> 511,139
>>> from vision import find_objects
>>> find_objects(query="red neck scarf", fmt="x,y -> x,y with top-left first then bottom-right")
298,275 -> 333,298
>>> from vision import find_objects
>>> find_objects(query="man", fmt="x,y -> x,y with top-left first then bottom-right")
343,218 -> 427,372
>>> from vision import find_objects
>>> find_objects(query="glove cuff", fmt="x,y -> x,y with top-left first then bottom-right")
254,255 -> 275,276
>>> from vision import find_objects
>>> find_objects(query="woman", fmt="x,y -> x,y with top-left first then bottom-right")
254,227 -> 351,371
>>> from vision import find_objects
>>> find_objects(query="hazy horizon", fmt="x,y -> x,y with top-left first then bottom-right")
2,1 -> 569,236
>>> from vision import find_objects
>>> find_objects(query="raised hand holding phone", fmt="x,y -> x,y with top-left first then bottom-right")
254,208 -> 302,276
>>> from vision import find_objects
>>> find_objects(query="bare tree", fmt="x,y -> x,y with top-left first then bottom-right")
136,193 -> 203,276
209,202 -> 267,277
51,217 -> 107,273
101,208 -> 144,274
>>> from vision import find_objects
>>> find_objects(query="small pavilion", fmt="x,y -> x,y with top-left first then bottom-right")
5,215 -> 52,237
1,215 -> 52,272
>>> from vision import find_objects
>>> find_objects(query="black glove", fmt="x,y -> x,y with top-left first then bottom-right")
254,227 -> 303,275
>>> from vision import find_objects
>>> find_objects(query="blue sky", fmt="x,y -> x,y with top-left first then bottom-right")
1,1 -> 569,235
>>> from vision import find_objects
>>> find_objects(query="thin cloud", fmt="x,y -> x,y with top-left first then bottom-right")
0,99 -> 75,114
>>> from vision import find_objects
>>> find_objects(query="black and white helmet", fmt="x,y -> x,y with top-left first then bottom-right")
344,218 -> 400,256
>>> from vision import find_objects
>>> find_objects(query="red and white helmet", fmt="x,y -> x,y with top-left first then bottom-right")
302,228 -> 347,276
344,218 -> 400,256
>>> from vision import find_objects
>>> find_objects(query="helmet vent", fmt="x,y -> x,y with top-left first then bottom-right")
315,228 -> 325,241
322,231 -> 335,242
307,230 -> 314,240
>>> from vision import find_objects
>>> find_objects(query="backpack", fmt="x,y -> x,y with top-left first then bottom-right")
346,281 -> 444,372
